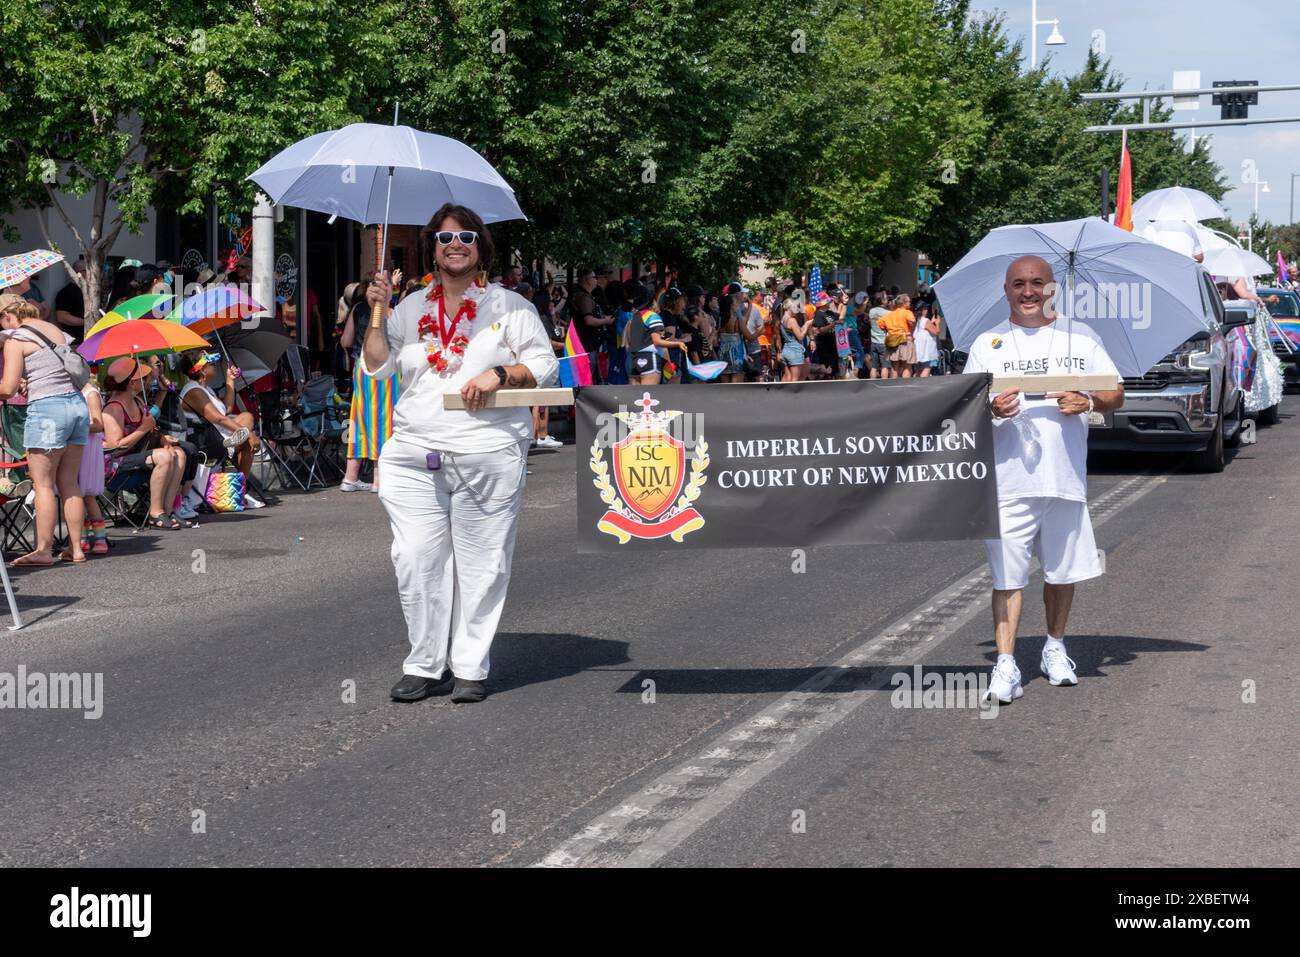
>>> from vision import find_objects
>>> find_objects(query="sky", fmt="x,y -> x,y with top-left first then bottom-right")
976,0 -> 1300,228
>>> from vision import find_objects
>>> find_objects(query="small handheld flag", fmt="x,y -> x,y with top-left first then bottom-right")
809,263 -> 824,302
686,359 -> 727,381
558,321 -> 592,387
1278,250 -> 1290,285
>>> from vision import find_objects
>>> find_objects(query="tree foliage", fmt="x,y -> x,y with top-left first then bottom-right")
0,0 -> 397,324
1,0 -> 1232,310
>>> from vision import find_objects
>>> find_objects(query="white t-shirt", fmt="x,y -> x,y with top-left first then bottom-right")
362,283 -> 558,454
963,319 -> 1119,503
180,380 -> 231,438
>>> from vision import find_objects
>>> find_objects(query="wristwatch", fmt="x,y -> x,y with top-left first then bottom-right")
493,365 -> 508,386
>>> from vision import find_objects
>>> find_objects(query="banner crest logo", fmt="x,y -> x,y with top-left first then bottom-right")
590,393 -> 708,543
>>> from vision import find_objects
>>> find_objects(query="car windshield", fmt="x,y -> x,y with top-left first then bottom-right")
1260,292 -> 1300,318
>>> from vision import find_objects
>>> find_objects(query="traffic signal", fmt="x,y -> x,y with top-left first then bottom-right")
1212,80 -> 1258,120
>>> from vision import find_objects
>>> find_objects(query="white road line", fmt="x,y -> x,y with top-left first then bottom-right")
535,471 -> 1168,867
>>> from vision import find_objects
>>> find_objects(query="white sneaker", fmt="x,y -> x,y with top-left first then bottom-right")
339,479 -> 372,492
985,657 -> 1024,704
1040,646 -> 1078,686
244,493 -> 265,509
223,427 -> 250,449
536,436 -> 563,449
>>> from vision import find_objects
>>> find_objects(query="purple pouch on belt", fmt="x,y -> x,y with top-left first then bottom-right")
426,451 -> 442,471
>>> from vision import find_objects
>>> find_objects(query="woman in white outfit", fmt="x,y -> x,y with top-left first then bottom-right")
911,303 -> 941,377
363,204 -> 558,704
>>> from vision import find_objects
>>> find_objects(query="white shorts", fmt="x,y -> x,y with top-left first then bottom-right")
985,496 -> 1102,591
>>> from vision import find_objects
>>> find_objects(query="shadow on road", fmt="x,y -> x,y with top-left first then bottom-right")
491,632 -> 631,693
978,633 -> 1210,681
604,634 -> 1210,696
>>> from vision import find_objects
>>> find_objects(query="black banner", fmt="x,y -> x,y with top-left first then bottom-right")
576,375 -> 999,551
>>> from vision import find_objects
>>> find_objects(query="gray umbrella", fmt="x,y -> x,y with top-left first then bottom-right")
223,330 -> 293,370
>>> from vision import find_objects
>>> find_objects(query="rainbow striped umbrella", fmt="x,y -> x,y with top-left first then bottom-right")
85,294 -> 175,338
77,319 -> 208,363
178,286 -> 265,336
0,249 -> 64,287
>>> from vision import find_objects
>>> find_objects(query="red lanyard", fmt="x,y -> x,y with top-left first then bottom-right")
437,295 -> 471,346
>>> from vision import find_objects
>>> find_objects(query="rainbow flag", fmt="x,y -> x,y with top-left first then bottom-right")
1278,251 -> 1290,285
1115,131 -> 1133,231
558,321 -> 592,387
1270,317 -> 1300,346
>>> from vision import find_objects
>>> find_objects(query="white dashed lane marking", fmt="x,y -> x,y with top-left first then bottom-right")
535,471 -> 1168,867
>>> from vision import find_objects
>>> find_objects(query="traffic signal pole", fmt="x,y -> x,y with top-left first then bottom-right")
1081,81 -> 1300,133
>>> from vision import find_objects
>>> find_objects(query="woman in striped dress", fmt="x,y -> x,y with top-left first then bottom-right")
339,277 -> 400,492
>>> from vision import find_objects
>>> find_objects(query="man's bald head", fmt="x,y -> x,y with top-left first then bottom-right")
1004,255 -> 1057,327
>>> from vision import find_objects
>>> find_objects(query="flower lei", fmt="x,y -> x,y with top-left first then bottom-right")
417,278 -> 487,374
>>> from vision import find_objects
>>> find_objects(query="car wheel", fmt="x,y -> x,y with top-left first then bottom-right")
1226,398 -> 1245,449
1193,408 -> 1226,473
1259,402 -> 1280,426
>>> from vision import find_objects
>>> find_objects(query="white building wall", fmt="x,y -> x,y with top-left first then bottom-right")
0,193 -> 157,301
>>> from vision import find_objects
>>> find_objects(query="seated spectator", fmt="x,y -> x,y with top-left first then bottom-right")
101,357 -> 193,530
178,350 -> 261,485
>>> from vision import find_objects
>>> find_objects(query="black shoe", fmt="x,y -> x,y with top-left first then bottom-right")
450,678 -> 487,704
390,672 -> 452,702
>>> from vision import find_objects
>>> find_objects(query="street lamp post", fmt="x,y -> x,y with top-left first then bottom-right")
1030,0 -> 1066,69
1251,177 -> 1270,251
1290,172 -> 1300,224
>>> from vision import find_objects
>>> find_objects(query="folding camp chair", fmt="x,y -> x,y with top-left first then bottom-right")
0,403 -> 35,555
298,374 -> 347,486
259,347 -> 345,490
98,456 -> 152,530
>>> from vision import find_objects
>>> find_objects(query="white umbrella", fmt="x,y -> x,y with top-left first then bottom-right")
247,122 -> 525,228
1137,219 -> 1203,260
933,217 -> 1214,377
1190,225 -> 1273,277
1201,245 -> 1273,278
1132,186 -> 1226,223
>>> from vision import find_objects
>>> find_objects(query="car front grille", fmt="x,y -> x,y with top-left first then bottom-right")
1122,375 -> 1166,390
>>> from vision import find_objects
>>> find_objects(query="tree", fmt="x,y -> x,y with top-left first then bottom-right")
0,0 -> 398,330
743,0 -> 991,274
916,19 -> 1227,272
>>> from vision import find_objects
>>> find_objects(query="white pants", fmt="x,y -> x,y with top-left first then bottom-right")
377,439 -> 527,681
985,496 -> 1102,591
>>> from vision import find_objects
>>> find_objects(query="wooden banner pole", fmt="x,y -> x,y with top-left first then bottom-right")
369,224 -> 386,329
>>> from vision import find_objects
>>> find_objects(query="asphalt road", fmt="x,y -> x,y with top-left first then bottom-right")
1,397 -> 1296,868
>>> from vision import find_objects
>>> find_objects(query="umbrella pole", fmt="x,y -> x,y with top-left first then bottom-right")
370,166 -> 395,331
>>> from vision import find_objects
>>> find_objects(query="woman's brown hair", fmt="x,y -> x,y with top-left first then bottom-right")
421,203 -> 496,273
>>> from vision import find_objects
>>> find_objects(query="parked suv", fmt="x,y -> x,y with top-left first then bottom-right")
1087,268 -> 1255,472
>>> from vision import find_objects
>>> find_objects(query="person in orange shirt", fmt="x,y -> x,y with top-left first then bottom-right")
876,294 -> 916,379
750,290 -> 775,374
